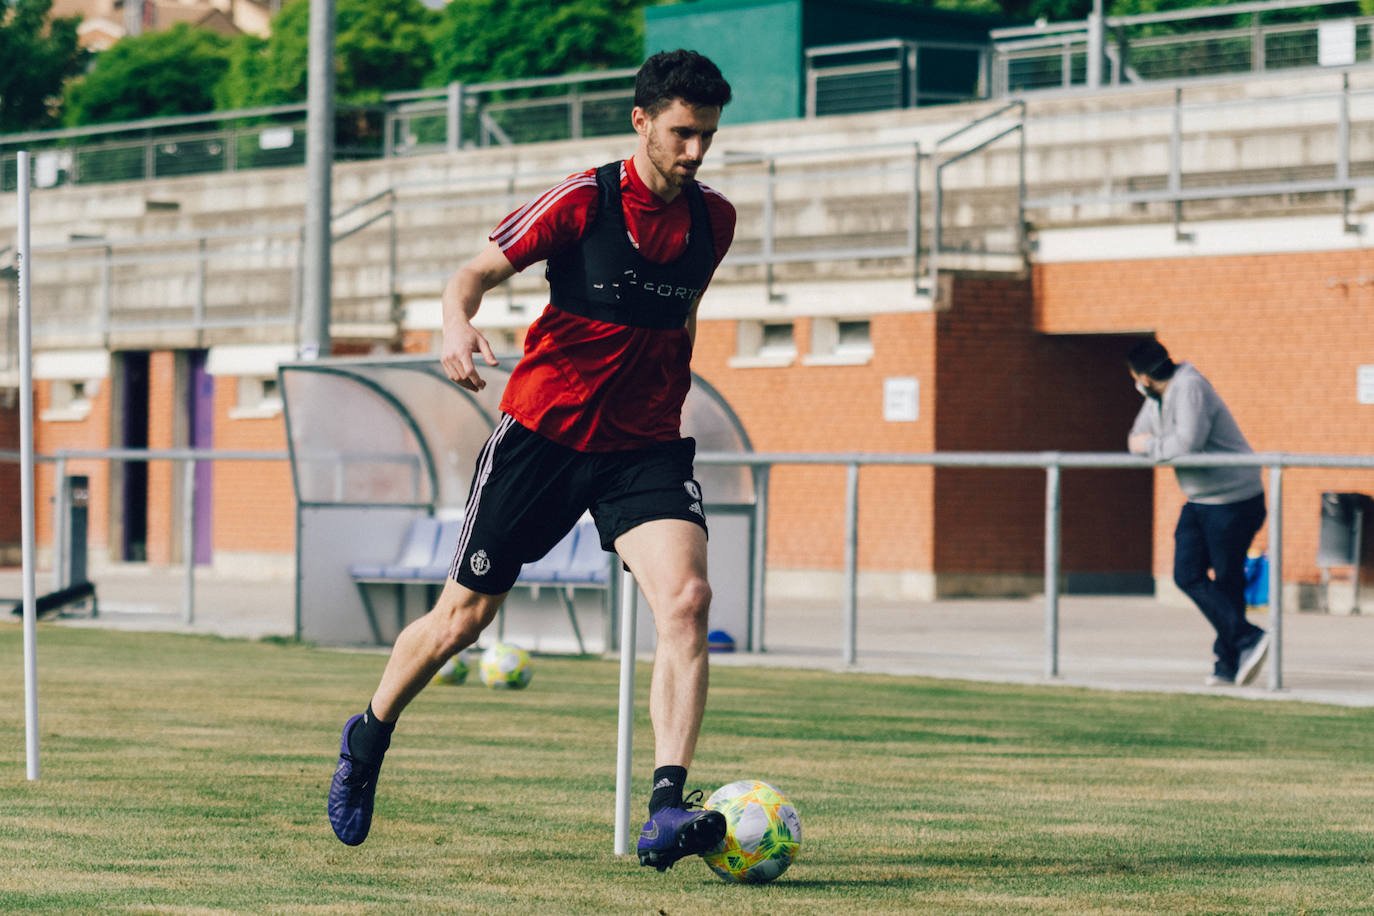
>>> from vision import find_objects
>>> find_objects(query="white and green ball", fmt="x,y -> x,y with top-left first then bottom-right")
478,643 -> 532,689
432,652 -> 469,686
702,780 -> 802,884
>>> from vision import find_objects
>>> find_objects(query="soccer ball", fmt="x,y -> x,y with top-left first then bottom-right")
433,652 -> 469,686
478,643 -> 532,689
702,780 -> 801,884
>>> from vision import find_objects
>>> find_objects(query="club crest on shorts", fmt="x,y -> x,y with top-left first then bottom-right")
469,549 -> 491,576
684,480 -> 702,501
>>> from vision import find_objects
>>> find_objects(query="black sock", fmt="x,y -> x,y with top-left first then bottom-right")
346,703 -> 395,765
648,765 -> 687,814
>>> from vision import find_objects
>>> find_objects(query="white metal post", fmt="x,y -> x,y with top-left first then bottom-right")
18,151 -> 40,780
51,454 -> 66,592
612,569 -> 638,855
1267,464 -> 1284,691
842,461 -> 859,666
1044,461 -> 1061,679
182,457 -> 196,624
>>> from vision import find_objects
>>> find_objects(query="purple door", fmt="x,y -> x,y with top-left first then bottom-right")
189,351 -> 214,565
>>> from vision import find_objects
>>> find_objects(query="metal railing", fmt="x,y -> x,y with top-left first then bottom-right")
1,448 -> 287,625
1021,72 -> 1374,237
383,68 -> 638,157
805,38 -> 992,117
5,132 -> 1029,351
2,3 -> 1370,195
694,449 -> 1374,693
0,70 -> 639,192
4,446 -> 1371,693
991,0 -> 1369,96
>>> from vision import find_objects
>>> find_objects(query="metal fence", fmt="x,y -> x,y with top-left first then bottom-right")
1020,73 -> 1374,237
0,70 -> 640,193
3,134 -> 1018,353
693,448 -> 1374,693
382,68 -> 638,157
2,2 -> 1369,195
5,446 -> 1372,694
805,38 -> 992,117
991,0 -> 1369,95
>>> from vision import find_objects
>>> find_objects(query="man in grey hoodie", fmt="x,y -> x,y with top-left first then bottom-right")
1127,340 -> 1270,686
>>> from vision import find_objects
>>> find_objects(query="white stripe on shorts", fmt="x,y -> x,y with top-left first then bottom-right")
450,413 -> 516,580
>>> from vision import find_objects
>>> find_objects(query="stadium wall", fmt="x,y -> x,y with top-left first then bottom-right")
4,70 -> 1374,607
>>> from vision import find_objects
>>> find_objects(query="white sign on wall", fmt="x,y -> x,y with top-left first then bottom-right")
1319,20 -> 1357,67
1358,365 -> 1374,405
883,377 -> 919,422
259,127 -> 295,150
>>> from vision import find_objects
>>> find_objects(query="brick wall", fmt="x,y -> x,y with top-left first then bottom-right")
144,351 -> 177,565
32,379 -> 113,562
1035,250 -> 1374,584
694,311 -> 939,575
933,274 -> 1154,579
211,377 -> 294,555
0,396 -> 18,554
693,284 -> 1154,584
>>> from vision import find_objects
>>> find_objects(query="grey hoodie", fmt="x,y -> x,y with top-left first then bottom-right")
1128,362 -> 1264,505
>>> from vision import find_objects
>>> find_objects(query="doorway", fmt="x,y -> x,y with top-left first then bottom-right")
118,351 -> 149,562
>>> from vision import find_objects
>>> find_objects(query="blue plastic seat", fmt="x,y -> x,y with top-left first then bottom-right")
350,516 -> 441,581
414,519 -> 465,580
555,522 -> 609,585
517,525 -> 579,584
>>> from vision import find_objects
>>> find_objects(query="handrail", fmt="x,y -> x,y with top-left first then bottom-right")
4,446 -> 1368,689
991,0 -> 1357,39
694,448 -> 1374,688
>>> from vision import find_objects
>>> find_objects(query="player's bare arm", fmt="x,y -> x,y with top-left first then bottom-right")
441,241 -> 516,391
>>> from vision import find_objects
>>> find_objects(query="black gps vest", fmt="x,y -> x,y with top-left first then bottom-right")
545,161 -> 716,330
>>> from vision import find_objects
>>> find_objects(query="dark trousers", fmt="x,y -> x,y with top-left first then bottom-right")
1173,493 -> 1267,679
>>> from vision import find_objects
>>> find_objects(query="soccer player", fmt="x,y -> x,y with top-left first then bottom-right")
329,49 -> 736,871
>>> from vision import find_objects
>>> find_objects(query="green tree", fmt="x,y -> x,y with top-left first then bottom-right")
216,0 -> 437,108
0,0 -> 87,132
63,23 -> 231,125
427,0 -> 645,86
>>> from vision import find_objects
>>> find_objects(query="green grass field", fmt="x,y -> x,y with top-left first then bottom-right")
2,624 -> 1373,915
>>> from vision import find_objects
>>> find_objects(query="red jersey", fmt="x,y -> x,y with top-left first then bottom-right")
492,158 -> 736,452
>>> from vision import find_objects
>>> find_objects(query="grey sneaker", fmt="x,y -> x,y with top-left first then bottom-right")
1204,674 -> 1235,687
1236,633 -> 1270,686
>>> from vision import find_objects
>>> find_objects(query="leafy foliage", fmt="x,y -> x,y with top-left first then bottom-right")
427,0 -> 644,86
0,0 -> 87,132
62,22 -> 231,125
216,0 -> 438,109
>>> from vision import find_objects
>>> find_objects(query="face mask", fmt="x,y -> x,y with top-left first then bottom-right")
1135,380 -> 1149,398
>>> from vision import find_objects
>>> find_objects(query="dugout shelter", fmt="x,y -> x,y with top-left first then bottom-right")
279,354 -> 761,653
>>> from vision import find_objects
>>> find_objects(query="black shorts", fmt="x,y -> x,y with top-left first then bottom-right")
448,415 -> 708,594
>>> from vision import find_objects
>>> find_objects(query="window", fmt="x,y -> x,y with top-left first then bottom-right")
41,378 -> 97,422
729,320 -> 797,368
805,317 -> 873,366
230,375 -> 283,419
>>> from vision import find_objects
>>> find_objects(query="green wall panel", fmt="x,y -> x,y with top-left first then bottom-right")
645,0 -> 804,125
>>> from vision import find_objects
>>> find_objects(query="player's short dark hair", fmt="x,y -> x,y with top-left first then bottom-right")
1127,339 -> 1176,379
635,49 -> 732,117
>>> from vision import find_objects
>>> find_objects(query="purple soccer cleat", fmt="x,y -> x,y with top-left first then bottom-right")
328,714 -> 383,846
636,790 -> 727,871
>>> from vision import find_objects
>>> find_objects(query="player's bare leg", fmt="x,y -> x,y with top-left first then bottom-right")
615,518 -> 725,870
371,580 -> 507,719
329,579 -> 505,846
